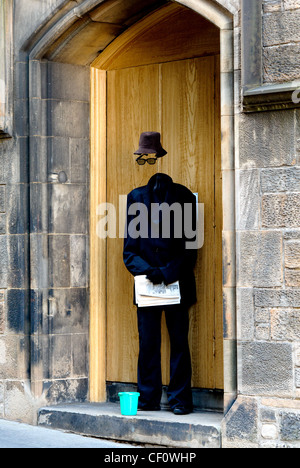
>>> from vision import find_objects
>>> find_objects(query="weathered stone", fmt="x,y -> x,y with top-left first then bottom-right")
261,407 -> 277,422
4,380 -> 36,425
285,269 -> 300,287
39,402 -> 222,448
264,43 -> 300,82
47,137 -> 70,181
238,231 -> 282,287
0,302 -> 4,334
262,193 -> 300,228
48,100 -> 90,139
0,214 -> 5,234
72,334 -> 89,378
284,0 -> 300,11
48,288 -> 88,335
7,289 -> 27,334
7,235 -> 27,289
295,369 -> 300,388
254,289 -> 300,308
69,138 -> 89,184
285,241 -> 300,268
261,423 -> 278,440
240,342 -> 293,395
42,378 -> 89,405
295,344 -> 300,367
237,169 -> 260,229
0,381 -> 3,418
222,397 -> 259,448
70,236 -> 88,287
280,412 -> 300,441
0,236 -> 8,288
29,137 -> 48,183
6,184 -> 27,234
239,111 -> 295,168
29,183 -> 48,233
49,184 -> 88,234
271,309 -> 300,341
237,288 -> 254,340
0,336 -> 27,380
48,235 -> 70,288
255,307 -> 270,323
0,185 -> 5,213
50,334 -> 72,379
255,324 -> 270,340
264,10 -> 300,46
261,167 -> 300,193
284,230 -> 300,241
263,0 -> 282,13
47,62 -> 90,102
0,137 -> 28,185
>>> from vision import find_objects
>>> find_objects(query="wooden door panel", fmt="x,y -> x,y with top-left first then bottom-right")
159,57 -> 220,389
106,57 -> 223,389
106,65 -> 160,382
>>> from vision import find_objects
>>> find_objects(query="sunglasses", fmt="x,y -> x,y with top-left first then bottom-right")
136,155 -> 157,166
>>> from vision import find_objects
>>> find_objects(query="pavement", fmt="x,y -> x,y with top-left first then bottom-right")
0,419 -> 136,448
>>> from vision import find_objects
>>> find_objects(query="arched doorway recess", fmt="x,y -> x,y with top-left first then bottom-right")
27,0 -> 236,414
89,1 -> 236,413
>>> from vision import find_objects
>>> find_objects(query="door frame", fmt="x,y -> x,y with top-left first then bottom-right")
90,1 -> 236,414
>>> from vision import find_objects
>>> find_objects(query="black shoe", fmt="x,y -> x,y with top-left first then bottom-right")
173,406 -> 192,415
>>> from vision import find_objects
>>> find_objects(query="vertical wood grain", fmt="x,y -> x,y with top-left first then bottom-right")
90,68 -> 107,401
103,57 -> 223,389
106,65 -> 160,382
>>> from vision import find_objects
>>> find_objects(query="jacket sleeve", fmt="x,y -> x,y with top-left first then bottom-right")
123,192 -> 153,277
159,250 -> 197,285
159,193 -> 198,285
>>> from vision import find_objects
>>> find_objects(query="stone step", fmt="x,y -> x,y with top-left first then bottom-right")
38,403 -> 222,449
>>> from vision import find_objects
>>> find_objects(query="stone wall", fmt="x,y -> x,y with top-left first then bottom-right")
0,0 -> 300,448
0,0 -> 91,423
263,0 -> 300,83
225,0 -> 300,446
28,59 -> 90,408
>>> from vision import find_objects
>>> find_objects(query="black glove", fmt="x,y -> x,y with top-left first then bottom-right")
146,268 -> 165,285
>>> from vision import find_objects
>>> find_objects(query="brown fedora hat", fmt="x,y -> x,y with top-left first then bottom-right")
134,132 -> 167,158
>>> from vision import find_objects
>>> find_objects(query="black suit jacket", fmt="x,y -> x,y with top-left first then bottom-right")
123,173 -> 198,307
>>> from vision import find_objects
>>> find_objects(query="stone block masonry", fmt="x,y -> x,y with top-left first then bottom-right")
0,291 -> 5,334
0,0 -> 299,448
233,98 -> 300,446
28,59 -> 90,406
263,0 -> 300,83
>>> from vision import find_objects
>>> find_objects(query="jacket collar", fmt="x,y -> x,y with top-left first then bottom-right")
147,173 -> 173,189
146,173 -> 173,204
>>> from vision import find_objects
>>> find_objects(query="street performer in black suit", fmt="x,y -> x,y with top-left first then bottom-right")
123,132 -> 198,415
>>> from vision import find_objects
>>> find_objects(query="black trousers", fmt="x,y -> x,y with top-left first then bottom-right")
137,304 -> 193,411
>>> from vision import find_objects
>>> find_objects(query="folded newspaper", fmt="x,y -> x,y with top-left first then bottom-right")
134,275 -> 181,307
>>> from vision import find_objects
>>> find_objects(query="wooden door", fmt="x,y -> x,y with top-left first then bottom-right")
105,56 -> 223,390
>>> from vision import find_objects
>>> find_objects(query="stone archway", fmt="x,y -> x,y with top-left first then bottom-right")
26,0 -> 237,414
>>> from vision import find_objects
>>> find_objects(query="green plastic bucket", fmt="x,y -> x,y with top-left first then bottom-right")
118,392 -> 140,416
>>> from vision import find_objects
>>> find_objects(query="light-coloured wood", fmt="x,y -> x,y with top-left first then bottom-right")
106,65 -> 160,382
92,3 -> 220,71
159,57 -> 218,389
104,57 -> 223,389
90,68 -> 107,402
90,5 -> 223,395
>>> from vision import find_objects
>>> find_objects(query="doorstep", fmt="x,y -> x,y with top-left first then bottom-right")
38,403 -> 222,448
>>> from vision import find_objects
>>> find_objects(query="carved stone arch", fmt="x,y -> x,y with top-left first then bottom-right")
27,0 -> 237,413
